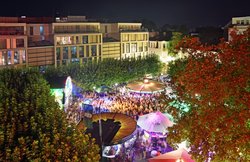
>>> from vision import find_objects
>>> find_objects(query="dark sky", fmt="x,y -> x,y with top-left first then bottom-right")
1,0 -> 249,27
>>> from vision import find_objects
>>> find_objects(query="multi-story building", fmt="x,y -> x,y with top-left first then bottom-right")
0,17 -> 27,67
228,16 -> 250,41
101,23 -> 149,59
0,16 -> 150,68
53,22 -> 102,66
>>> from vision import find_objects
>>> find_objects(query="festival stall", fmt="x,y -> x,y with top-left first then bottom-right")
126,79 -> 165,94
137,111 -> 174,135
77,112 -> 137,159
148,148 -> 195,162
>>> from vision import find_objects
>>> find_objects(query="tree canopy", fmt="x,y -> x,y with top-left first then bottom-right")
0,69 -> 100,161
166,29 -> 250,161
167,32 -> 184,56
44,55 -> 162,90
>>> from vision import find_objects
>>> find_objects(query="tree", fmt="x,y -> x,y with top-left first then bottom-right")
166,29 -> 250,161
0,69 -> 100,161
167,32 -> 183,56
44,55 -> 162,90
140,19 -> 158,32
195,26 -> 224,45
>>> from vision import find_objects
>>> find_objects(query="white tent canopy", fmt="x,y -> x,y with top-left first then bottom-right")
137,111 -> 174,134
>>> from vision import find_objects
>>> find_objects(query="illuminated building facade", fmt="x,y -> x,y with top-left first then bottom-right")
101,23 -> 149,59
53,22 -> 102,66
0,19 -> 27,67
0,16 -> 150,68
228,16 -> 250,41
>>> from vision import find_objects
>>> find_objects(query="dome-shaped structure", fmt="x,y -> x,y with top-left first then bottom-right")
126,79 -> 165,94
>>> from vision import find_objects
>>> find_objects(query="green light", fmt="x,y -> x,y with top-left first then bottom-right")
50,89 -> 64,109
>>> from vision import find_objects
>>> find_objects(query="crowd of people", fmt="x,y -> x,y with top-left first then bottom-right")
63,76 -> 174,161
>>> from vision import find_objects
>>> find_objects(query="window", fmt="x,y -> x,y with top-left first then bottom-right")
89,35 -> 98,43
7,51 -> 11,64
91,45 -> 97,56
16,39 -> 24,48
76,36 -> 80,44
76,25 -> 80,32
79,46 -> 84,57
122,34 -> 129,41
126,43 -> 130,53
130,34 -> 136,41
86,45 -> 89,57
56,37 -> 72,45
138,42 -> 143,52
40,26 -> 44,35
99,45 -> 101,56
82,36 -> 88,44
144,44 -> 148,52
30,26 -> 34,35
0,39 -> 7,49
14,51 -> 19,64
2,51 -> 7,65
105,26 -> 108,33
56,47 -> 61,60
21,50 -> 26,63
131,43 -> 137,53
70,36 -> 75,44
71,46 -> 77,58
63,47 -> 68,59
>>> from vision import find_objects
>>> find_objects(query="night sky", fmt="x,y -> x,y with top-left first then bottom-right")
1,0 -> 249,27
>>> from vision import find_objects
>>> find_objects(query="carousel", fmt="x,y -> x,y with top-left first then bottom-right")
126,78 -> 165,94
77,112 -> 137,159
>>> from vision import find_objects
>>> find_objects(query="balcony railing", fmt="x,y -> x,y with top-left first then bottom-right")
119,29 -> 148,32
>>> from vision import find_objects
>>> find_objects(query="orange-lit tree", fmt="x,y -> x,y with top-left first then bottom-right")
167,29 -> 250,161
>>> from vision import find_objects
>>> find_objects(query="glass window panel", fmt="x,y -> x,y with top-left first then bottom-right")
79,46 -> 84,57
63,47 -> 68,59
14,51 -> 19,64
56,47 -> 60,60
71,46 -> 77,58
91,45 -> 97,56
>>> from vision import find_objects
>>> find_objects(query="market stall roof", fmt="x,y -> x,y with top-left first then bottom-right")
149,148 -> 195,162
126,79 -> 165,94
137,111 -> 174,134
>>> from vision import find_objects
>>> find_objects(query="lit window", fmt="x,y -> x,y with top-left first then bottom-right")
40,26 -> 44,35
14,51 -> 19,64
21,50 -> 26,63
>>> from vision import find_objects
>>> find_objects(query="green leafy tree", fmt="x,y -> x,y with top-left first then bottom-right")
0,69 -> 100,161
44,55 -> 162,90
167,32 -> 183,56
